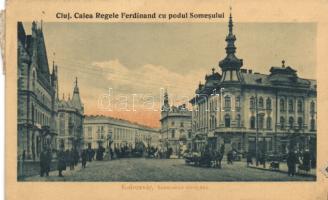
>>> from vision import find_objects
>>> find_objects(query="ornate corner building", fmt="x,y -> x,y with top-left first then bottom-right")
57,78 -> 84,151
17,22 -> 84,161
160,90 -> 192,156
17,22 -> 59,160
190,12 -> 317,156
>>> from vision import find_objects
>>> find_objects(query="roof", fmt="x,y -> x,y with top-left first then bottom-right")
84,115 -> 159,132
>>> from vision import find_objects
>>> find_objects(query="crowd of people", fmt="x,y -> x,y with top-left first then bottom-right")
37,143 -> 315,178
184,144 -> 315,177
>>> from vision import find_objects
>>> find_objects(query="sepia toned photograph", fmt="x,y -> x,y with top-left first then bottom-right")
16,10 -> 318,182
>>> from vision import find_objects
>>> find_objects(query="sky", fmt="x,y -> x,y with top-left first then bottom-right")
23,21 -> 317,128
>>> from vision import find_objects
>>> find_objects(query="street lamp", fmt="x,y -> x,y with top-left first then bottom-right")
106,132 -> 113,160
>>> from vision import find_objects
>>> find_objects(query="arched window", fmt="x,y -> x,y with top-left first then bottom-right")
224,96 -> 231,110
59,113 -> 65,135
280,117 -> 285,129
310,118 -> 315,130
289,117 -> 294,129
236,114 -> 241,127
298,117 -> 303,129
288,99 -> 294,113
225,114 -> 231,128
235,96 -> 241,109
310,101 -> 315,113
258,97 -> 264,109
250,97 -> 255,109
280,98 -> 285,112
266,116 -> 272,129
210,116 -> 213,129
32,71 -> 36,90
297,100 -> 303,113
258,114 -> 264,129
250,116 -> 256,129
266,98 -> 272,110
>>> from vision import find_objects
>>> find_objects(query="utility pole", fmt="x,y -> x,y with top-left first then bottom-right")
255,91 -> 259,166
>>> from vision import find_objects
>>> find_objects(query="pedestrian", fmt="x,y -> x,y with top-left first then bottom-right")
287,150 -> 297,176
302,149 -> 311,172
57,149 -> 66,177
74,148 -> 79,166
227,150 -> 233,165
261,151 -> 266,168
40,149 -> 47,177
69,149 -> 75,170
246,151 -> 253,167
81,150 -> 87,168
45,148 -> 52,176
213,149 -> 221,168
110,148 -> 114,160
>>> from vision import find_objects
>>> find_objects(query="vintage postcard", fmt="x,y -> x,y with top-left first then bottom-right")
4,0 -> 328,199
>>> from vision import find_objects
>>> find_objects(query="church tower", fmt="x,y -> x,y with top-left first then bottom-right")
219,9 -> 244,83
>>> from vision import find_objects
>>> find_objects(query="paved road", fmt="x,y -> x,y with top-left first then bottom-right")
23,158 -> 315,182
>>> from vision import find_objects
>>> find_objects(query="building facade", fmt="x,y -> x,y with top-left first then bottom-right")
190,13 -> 317,157
160,90 -> 192,156
56,78 -> 84,151
83,115 -> 160,150
17,22 -> 59,160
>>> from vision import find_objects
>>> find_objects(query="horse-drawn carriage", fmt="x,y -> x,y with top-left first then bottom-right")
184,151 -> 223,168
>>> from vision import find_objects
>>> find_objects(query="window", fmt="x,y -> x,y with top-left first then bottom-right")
224,114 -> 231,127
171,130 -> 175,138
288,99 -> 294,113
298,117 -> 303,129
297,100 -> 303,113
266,117 -> 272,129
250,97 -> 255,109
280,117 -> 285,129
250,116 -> 256,129
188,132 -> 192,138
171,121 -> 175,126
266,98 -> 272,110
289,117 -> 294,129
32,71 -> 36,90
280,98 -> 285,112
258,114 -> 264,129
310,118 -> 315,130
87,127 -> 92,138
180,122 -> 184,127
235,96 -> 241,109
236,114 -> 241,127
59,113 -> 65,135
224,96 -> 231,110
310,101 -> 315,113
258,97 -> 264,109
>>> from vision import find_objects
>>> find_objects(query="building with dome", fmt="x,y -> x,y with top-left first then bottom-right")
57,78 -> 84,151
190,12 -> 317,157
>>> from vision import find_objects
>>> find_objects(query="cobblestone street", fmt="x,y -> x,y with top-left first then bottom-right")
23,158 -> 315,182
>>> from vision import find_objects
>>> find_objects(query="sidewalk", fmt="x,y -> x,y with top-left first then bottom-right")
21,162 -> 86,181
248,162 -> 316,178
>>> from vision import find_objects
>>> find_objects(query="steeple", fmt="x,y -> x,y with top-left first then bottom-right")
73,77 -> 79,94
162,89 -> 170,112
71,77 -> 83,112
218,7 -> 244,83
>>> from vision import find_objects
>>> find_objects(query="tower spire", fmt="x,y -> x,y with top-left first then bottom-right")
73,77 -> 79,94
218,6 -> 244,82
